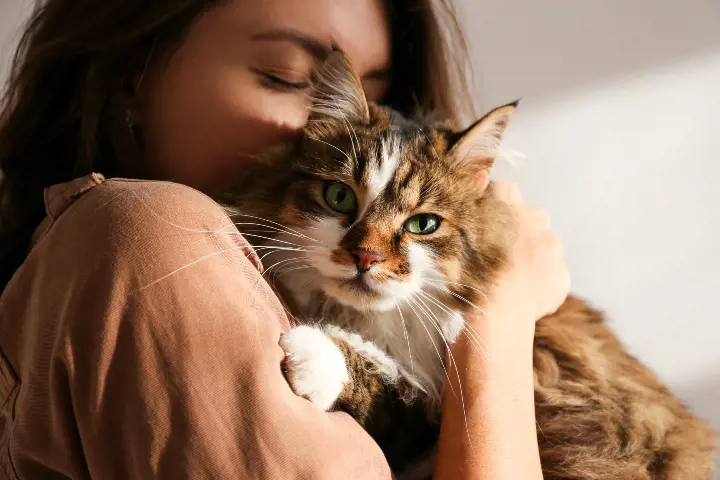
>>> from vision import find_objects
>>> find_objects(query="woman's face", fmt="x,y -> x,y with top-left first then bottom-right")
137,0 -> 391,193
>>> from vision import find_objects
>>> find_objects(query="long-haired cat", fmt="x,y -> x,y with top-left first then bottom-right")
221,51 -> 716,479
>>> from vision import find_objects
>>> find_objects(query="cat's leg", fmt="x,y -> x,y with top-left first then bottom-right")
280,324 -> 439,478
319,326 -> 416,419
322,326 -> 439,478
279,324 -> 415,415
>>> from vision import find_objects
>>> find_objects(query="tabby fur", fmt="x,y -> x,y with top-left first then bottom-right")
221,51 -> 716,479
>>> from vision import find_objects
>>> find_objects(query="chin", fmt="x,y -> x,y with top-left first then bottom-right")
322,278 -> 398,312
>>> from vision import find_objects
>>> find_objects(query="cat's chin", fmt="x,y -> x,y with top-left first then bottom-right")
322,281 -> 398,313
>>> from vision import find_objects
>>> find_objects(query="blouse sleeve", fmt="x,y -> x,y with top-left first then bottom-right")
0,178 -> 391,480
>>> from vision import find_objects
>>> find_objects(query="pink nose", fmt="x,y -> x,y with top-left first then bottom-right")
351,248 -> 384,273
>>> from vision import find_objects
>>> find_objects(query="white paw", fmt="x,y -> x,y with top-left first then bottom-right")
280,325 -> 349,411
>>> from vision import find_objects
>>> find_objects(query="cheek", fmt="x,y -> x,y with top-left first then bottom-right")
383,243 -> 445,297
440,258 -> 463,283
406,243 -> 437,280
143,64 -> 309,192
424,234 -> 465,283
300,216 -> 354,278
309,216 -> 346,248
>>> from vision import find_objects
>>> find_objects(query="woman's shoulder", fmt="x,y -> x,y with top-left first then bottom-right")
2,174 -> 283,333
38,177 -> 231,255
58,177 -> 228,233
23,176 -> 258,292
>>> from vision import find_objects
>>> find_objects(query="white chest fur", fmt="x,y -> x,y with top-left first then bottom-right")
293,285 -> 466,406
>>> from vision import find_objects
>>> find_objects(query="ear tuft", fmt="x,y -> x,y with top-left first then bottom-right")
448,101 -> 518,176
306,49 -> 370,134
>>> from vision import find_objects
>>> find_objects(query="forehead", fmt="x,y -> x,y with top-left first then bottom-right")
304,114 -> 458,211
217,0 -> 390,76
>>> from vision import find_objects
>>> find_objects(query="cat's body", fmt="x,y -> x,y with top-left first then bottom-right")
222,52 -> 716,479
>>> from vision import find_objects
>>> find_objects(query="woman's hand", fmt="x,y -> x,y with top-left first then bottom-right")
434,182 -> 569,480
491,181 -> 571,323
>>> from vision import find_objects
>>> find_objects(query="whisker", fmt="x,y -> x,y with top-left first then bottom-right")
251,256 -> 306,297
240,233 -> 318,250
262,257 -> 303,277
265,258 -> 307,284
338,113 -> 359,163
421,281 -> 491,318
422,278 -> 492,308
248,245 -> 313,270
415,290 -> 490,362
306,135 -> 353,162
250,246 -> 310,253
138,245 -> 249,291
277,265 -> 311,275
416,126 -> 441,161
131,191 -> 316,253
458,322 -> 493,363
403,296 -> 458,402
395,301 -> 414,374
129,191 -> 244,239
411,294 -> 475,455
255,249 -> 308,283
227,214 -> 326,245
261,254 -> 306,268
235,229 -> 285,235
299,271 -> 320,289
341,115 -> 361,167
409,295 -> 462,372
232,221 -> 324,245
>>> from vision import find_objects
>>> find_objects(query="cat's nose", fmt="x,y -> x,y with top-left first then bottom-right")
350,248 -> 384,273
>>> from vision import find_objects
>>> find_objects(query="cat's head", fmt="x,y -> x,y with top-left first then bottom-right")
236,51 -> 516,314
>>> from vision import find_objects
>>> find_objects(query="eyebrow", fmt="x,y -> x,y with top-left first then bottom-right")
251,29 -> 391,82
251,29 -> 332,60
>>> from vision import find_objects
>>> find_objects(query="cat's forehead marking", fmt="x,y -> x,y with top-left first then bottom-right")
366,134 -> 400,200
353,133 -> 400,223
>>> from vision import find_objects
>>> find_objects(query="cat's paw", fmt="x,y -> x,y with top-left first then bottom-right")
279,325 -> 349,411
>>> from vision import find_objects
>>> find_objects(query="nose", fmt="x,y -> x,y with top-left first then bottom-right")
350,248 -> 384,273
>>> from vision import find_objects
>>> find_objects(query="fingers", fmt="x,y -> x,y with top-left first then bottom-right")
493,182 -> 571,321
524,207 -> 551,233
494,181 -> 523,205
495,183 -> 552,231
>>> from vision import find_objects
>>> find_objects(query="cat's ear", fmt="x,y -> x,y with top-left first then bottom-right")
447,101 -> 518,186
306,48 -> 370,134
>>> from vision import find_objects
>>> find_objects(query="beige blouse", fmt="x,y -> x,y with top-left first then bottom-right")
0,174 -> 391,479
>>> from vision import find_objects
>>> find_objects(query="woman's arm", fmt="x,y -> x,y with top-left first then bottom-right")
0,178 -> 391,479
434,183 -> 570,480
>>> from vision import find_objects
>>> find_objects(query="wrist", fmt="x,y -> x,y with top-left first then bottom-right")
464,298 -> 537,350
448,307 -> 536,398
438,300 -> 542,480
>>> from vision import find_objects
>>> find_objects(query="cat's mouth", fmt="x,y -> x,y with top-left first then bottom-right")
321,273 -> 398,312
339,275 -> 378,294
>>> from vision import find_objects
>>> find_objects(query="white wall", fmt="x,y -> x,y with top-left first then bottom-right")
0,0 -> 28,94
2,0 -> 719,472
458,0 -> 720,473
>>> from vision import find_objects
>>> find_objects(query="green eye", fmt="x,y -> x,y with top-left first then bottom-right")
324,182 -> 357,214
404,214 -> 441,235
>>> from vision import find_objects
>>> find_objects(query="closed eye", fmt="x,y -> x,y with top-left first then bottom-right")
253,68 -> 310,91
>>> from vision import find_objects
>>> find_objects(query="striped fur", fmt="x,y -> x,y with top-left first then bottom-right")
221,52 -> 716,479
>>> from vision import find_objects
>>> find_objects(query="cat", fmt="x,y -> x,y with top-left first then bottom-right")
221,51 -> 716,479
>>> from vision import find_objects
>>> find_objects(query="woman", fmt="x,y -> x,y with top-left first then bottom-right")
0,0 -> 569,478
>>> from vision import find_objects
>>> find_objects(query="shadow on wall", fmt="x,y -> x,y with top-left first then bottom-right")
676,376 -> 720,479
458,0 -> 720,108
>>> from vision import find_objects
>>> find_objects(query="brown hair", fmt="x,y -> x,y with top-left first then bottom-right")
0,0 -> 472,290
